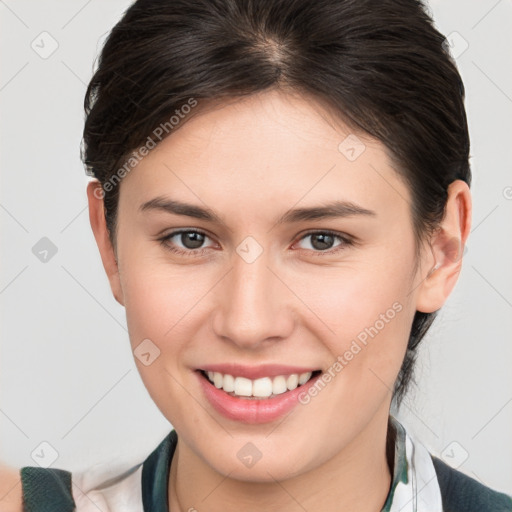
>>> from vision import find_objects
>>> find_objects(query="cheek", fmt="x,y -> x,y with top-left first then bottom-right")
290,249 -> 414,341
119,257 -> 212,420
121,251 -> 209,343
288,254 -> 416,404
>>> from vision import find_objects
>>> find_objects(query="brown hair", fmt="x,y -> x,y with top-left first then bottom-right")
81,0 -> 471,406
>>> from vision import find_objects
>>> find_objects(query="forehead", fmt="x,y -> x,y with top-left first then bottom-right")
118,89 -> 411,224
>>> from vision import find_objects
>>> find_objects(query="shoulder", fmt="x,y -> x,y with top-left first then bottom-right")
0,466 -> 23,512
1,430 -> 176,512
18,466 -> 75,512
16,461 -> 145,512
431,455 -> 512,512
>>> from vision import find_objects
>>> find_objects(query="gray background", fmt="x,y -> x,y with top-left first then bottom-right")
1,0 -> 511,494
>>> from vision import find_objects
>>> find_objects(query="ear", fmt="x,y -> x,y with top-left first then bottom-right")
416,179 -> 472,313
86,181 -> 125,306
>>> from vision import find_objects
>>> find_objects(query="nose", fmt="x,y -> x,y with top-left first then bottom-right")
212,248 -> 295,349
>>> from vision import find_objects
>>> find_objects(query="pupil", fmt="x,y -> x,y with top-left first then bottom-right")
183,232 -> 204,249
312,233 -> 333,250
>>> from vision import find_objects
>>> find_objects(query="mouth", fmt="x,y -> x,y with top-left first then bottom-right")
197,369 -> 322,400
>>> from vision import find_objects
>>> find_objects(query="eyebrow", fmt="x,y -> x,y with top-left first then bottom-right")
139,196 -> 376,226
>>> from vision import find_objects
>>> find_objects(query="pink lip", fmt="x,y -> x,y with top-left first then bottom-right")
196,370 -> 322,424
198,363 -> 318,380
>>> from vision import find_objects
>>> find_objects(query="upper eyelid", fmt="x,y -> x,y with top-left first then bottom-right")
162,228 -> 216,244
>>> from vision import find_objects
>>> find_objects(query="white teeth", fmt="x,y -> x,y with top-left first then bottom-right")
298,372 -> 312,385
213,372 -> 223,389
286,373 -> 299,390
204,370 -> 316,398
272,375 -> 287,395
234,377 -> 252,396
253,377 -> 273,398
223,374 -> 235,392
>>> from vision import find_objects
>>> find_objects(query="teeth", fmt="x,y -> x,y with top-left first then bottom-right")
234,377 -> 252,396
298,372 -> 311,385
223,373 -> 235,392
204,370 -> 314,398
272,375 -> 287,395
253,377 -> 273,397
286,373 -> 299,390
213,372 -> 223,389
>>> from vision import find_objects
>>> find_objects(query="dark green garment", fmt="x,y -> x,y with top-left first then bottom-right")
20,424 -> 512,511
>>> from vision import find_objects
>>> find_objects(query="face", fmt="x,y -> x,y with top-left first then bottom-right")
101,89 -> 431,481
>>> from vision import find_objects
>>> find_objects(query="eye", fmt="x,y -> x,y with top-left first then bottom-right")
158,229 -> 216,257
294,230 -> 353,255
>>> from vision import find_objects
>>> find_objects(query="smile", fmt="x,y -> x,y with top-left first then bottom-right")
196,366 -> 323,424
200,370 -> 320,399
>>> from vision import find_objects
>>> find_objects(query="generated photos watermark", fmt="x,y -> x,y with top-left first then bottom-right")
298,301 -> 403,405
93,98 -> 198,199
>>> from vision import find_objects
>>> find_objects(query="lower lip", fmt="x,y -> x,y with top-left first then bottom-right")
196,371 -> 321,424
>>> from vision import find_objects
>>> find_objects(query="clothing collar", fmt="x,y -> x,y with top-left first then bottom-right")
141,416 -> 443,512
383,415 -> 443,511
141,427 -> 177,512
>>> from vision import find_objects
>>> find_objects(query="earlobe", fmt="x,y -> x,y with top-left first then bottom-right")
416,180 -> 472,313
86,181 -> 125,306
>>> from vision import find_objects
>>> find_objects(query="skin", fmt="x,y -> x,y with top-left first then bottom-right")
84,88 -> 471,512
0,467 -> 22,512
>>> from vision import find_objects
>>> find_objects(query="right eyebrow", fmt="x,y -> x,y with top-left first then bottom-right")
140,197 -> 224,224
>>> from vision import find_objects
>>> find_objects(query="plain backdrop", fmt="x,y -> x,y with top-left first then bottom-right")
1,0 -> 511,495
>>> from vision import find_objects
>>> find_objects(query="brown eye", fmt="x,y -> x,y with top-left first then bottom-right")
308,233 -> 336,251
159,229 -> 215,256
177,231 -> 206,249
296,231 -> 351,253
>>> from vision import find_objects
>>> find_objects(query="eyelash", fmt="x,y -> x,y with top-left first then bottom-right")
157,229 -> 354,258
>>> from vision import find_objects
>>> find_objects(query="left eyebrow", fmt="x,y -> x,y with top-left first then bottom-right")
274,200 -> 376,225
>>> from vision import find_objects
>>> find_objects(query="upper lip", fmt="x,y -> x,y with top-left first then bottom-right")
198,363 -> 319,380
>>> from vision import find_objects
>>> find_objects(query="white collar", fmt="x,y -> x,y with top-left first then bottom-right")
385,415 -> 443,512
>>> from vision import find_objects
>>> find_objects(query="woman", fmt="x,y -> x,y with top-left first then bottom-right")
2,0 -> 511,510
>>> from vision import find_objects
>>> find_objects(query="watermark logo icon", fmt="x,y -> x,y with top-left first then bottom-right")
338,134 -> 366,161
31,441 -> 59,468
32,237 -> 58,263
31,31 -> 59,59
134,338 -> 161,366
236,236 -> 264,264
237,442 -> 262,468
443,32 -> 469,59
441,441 -> 469,468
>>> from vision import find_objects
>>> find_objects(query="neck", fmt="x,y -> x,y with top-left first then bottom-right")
169,409 -> 394,512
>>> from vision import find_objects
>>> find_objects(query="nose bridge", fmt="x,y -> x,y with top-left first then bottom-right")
213,244 -> 293,347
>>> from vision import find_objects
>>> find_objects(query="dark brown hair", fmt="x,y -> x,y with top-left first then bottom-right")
81,0 -> 471,407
